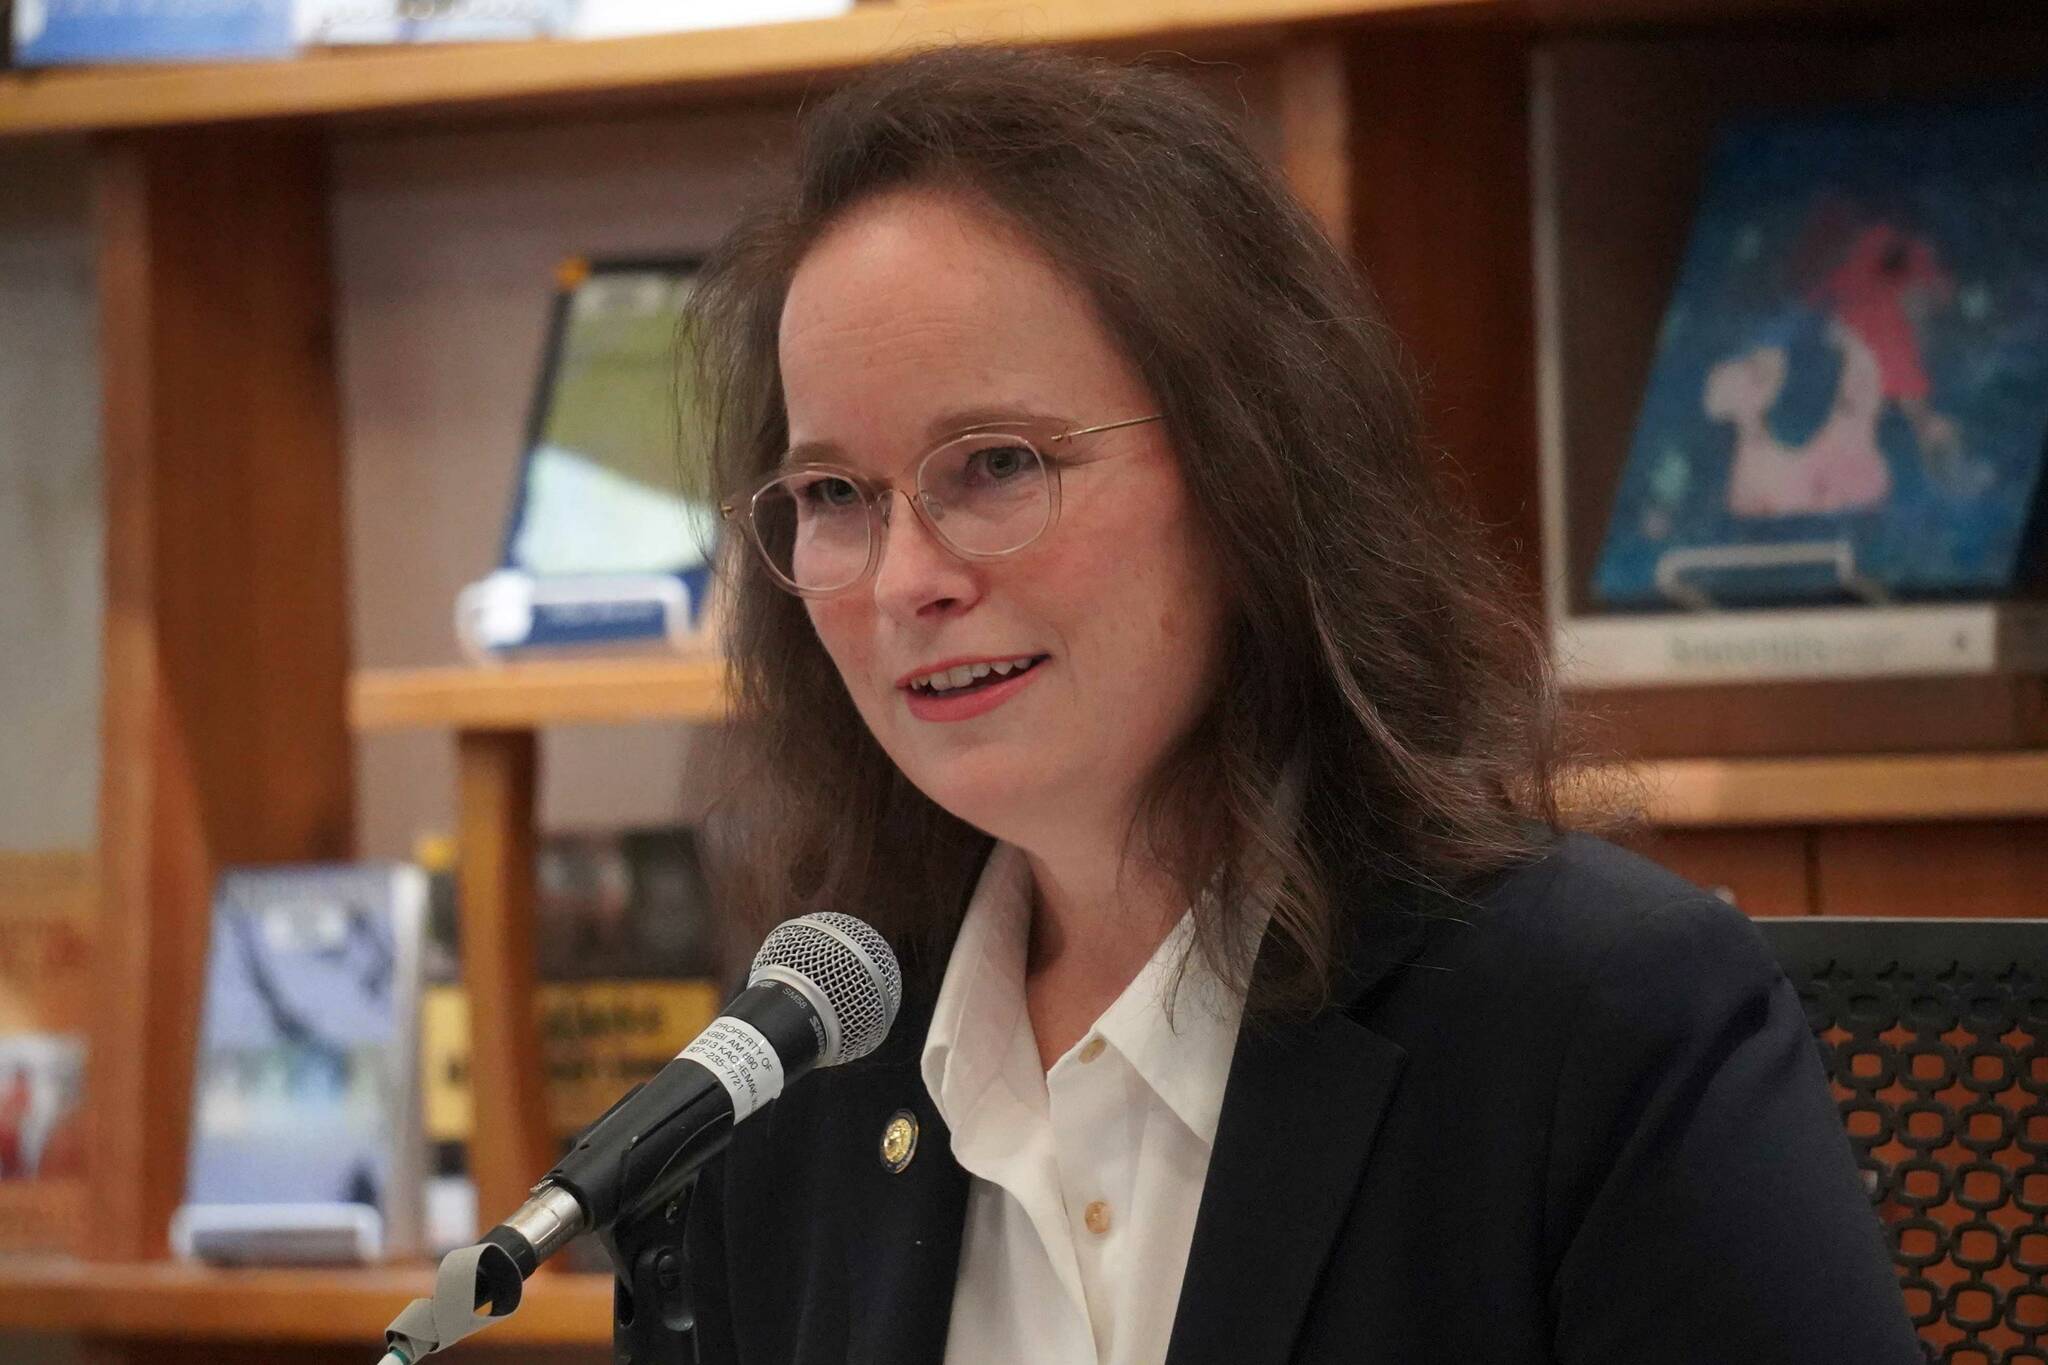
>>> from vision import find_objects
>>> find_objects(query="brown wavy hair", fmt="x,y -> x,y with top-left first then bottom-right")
687,44 -> 1570,1018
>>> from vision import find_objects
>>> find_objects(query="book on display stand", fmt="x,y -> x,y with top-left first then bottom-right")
171,862 -> 428,1265
1544,94 -> 2048,687
456,256 -> 724,665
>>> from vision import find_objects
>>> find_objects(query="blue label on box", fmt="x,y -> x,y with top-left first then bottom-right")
523,597 -> 672,649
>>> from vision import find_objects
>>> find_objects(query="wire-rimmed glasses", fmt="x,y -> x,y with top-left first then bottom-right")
719,413 -> 1163,598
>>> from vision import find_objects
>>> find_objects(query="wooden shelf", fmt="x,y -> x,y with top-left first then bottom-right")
351,659 -> 2047,825
0,0 -> 1482,138
351,657 -> 729,731
0,0 -> 1985,139
0,1257 -> 613,1344
1608,750 -> 2048,828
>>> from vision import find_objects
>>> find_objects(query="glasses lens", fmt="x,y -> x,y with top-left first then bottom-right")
918,434 -> 1052,555
750,470 -> 872,593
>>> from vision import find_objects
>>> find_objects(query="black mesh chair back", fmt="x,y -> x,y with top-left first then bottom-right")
1754,917 -> 2048,1365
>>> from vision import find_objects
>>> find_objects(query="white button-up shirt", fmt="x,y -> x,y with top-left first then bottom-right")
919,841 -> 1260,1365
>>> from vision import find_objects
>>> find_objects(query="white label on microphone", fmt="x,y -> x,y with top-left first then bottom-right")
680,1017 -> 786,1121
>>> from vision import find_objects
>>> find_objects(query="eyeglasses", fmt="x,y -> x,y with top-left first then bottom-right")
719,413 -> 1163,598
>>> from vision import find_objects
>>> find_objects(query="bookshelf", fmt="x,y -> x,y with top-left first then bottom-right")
3,1 -> 2044,1359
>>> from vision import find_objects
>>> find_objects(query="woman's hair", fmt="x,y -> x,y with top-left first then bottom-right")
688,43 -> 1571,1017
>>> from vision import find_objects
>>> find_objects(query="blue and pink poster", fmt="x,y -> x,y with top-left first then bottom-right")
1593,98 -> 2048,609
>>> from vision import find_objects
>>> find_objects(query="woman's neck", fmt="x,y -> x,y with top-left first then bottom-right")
1018,843 -> 1184,1070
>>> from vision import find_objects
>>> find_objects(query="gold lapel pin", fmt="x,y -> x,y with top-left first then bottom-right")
880,1110 -> 919,1173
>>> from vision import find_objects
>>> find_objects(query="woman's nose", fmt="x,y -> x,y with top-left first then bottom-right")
871,488 -> 977,617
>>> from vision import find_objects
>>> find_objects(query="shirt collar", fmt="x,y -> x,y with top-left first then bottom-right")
919,839 -> 1035,1142
919,751 -> 1306,1150
1086,902 -> 1255,1146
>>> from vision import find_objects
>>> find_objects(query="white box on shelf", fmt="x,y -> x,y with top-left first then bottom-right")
1554,600 -> 2048,688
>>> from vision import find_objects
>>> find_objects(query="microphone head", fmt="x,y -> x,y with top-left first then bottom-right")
748,913 -> 902,1065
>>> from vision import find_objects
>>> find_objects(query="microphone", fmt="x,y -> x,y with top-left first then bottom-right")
497,911 -> 902,1271
380,912 -> 901,1363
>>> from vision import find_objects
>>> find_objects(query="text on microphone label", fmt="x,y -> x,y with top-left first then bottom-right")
680,1017 -> 786,1120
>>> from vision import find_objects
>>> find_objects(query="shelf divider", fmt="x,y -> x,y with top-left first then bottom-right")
455,730 -> 555,1246
90,124 -> 354,1263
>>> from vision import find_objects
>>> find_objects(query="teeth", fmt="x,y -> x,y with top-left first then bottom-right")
912,656 -> 1038,693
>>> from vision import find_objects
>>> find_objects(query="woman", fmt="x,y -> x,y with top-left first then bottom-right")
680,45 -> 1919,1365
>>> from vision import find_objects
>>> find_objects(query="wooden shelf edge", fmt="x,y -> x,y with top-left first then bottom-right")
0,1256 -> 613,1344
0,0 -> 1488,138
351,656 -> 730,731
1580,750 -> 2048,828
347,656 -> 2048,821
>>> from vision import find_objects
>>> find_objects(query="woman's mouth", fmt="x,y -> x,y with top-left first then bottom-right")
901,655 -> 1049,721
905,654 -> 1048,697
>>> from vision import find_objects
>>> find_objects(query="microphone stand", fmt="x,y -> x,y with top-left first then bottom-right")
598,1167 -> 702,1365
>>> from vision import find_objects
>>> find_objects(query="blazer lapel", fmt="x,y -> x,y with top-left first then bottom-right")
1163,880 -> 1433,1365
840,977 -> 971,1365
1163,1007 -> 1406,1365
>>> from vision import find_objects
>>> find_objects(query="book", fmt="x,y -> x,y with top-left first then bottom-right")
0,1035 -> 84,1171
10,0 -> 294,65
0,892 -> 90,1255
456,257 -> 723,663
172,862 -> 428,1264
415,825 -> 723,1260
568,0 -> 849,40
1591,97 -> 2048,613
297,0 -> 571,44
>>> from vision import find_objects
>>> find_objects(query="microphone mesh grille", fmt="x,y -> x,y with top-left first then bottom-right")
750,913 -> 902,1064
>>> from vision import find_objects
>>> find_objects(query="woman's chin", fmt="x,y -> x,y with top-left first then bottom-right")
909,763 -> 1054,836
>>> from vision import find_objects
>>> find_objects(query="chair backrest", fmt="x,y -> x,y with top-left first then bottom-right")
1753,917 -> 2048,1365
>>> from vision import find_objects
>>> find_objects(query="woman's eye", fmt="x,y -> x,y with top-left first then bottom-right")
800,477 -> 861,508
968,446 -> 1034,482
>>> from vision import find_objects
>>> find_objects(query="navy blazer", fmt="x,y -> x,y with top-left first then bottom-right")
679,831 -> 1922,1364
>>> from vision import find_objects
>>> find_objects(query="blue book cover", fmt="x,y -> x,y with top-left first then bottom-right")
1591,98 -> 2048,610
11,0 -> 294,64
183,865 -> 424,1228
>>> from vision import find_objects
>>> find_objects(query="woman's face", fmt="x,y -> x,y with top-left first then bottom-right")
778,188 -> 1230,850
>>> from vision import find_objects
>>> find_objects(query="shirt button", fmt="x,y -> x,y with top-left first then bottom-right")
1084,1200 -> 1112,1235
1078,1036 -> 1106,1064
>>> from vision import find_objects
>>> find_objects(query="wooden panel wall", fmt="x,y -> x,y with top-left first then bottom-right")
1625,821 -> 2048,920
1814,822 -> 2048,919
90,126 -> 354,1261
1349,27 -> 1539,595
